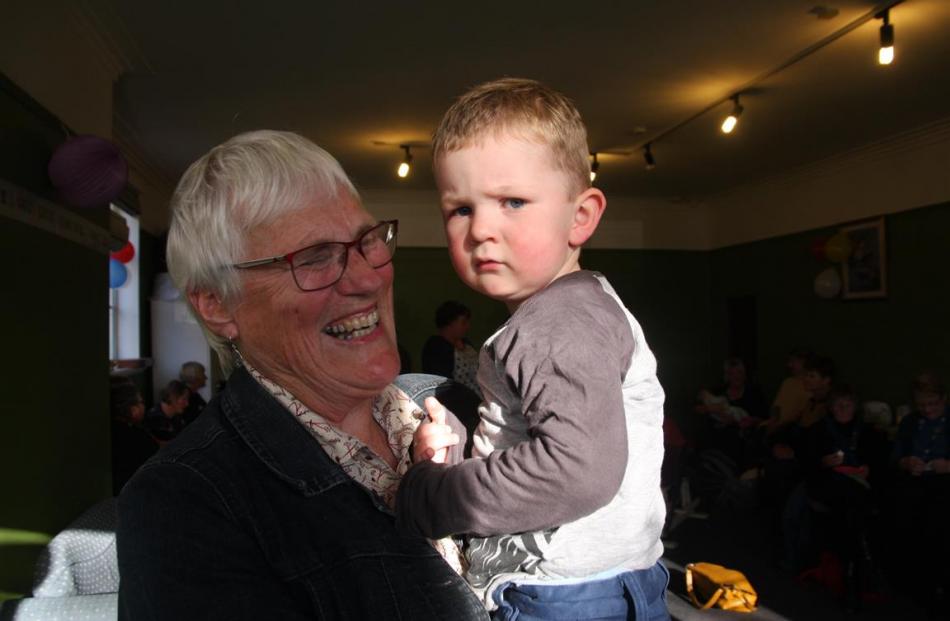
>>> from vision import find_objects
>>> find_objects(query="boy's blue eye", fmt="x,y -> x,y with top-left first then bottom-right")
505,198 -> 526,209
454,206 -> 472,217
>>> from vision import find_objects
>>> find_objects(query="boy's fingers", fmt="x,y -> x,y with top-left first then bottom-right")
414,433 -> 461,464
425,433 -> 460,451
424,397 -> 447,425
414,423 -> 454,442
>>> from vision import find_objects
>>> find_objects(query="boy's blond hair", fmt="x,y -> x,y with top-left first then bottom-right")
432,78 -> 591,196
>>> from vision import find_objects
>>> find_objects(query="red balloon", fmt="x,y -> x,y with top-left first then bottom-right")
810,237 -> 828,262
111,241 -> 135,264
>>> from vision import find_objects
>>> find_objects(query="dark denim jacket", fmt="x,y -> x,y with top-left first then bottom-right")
117,367 -> 487,620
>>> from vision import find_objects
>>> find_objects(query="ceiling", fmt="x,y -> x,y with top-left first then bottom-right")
92,0 -> 950,202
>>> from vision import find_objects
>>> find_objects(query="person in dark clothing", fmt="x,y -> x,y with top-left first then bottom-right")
887,373 -> 950,610
801,384 -> 886,609
694,357 -> 768,469
178,361 -> 207,425
117,130 -> 486,620
109,376 -> 157,495
144,380 -> 189,444
761,354 -> 836,566
421,300 -> 481,397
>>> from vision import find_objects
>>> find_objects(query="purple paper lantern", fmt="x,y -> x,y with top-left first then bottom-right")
48,135 -> 128,208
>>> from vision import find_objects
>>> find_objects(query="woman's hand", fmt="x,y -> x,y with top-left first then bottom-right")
412,397 -> 460,464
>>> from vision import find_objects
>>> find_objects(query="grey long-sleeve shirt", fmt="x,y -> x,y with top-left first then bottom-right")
396,271 -> 666,606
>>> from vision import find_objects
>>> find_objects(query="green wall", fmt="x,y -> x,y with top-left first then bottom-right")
708,201 -> 950,407
0,75 -> 111,594
0,219 -> 111,594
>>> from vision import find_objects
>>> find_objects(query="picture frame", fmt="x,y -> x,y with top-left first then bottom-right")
841,217 -> 887,299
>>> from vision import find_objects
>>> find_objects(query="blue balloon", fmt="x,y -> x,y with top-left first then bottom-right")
109,258 -> 128,288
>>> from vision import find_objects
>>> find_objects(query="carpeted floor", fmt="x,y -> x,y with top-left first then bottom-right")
659,495 -> 935,620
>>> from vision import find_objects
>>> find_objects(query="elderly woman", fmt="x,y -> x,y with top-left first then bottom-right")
117,131 -> 486,620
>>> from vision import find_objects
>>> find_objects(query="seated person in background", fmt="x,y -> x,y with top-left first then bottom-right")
768,354 -> 836,458
178,361 -> 207,426
421,300 -> 481,397
144,380 -> 189,444
109,376 -> 157,495
761,354 -> 836,556
893,372 -> 950,476
801,384 -> 886,601
767,348 -> 812,433
694,357 -> 767,469
888,372 -> 950,606
696,357 -> 768,427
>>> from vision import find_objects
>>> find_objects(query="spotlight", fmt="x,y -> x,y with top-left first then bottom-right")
643,144 -> 656,171
878,10 -> 894,65
397,145 -> 412,178
589,152 -> 599,182
721,95 -> 743,134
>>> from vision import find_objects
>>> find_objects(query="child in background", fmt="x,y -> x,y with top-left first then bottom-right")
396,78 -> 669,620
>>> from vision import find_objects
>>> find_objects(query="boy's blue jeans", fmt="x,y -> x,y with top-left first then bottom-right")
491,561 -> 670,620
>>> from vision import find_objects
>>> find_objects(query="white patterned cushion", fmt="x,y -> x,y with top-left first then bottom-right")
32,499 -> 119,597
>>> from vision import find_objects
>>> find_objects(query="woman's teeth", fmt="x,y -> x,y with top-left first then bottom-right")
323,310 -> 379,340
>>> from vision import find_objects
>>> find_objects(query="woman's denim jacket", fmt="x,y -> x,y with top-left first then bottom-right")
117,367 -> 487,620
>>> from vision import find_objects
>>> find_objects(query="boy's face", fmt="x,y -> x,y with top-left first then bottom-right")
435,135 -> 584,310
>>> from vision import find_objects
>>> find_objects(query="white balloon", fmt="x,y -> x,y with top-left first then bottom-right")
814,267 -> 842,299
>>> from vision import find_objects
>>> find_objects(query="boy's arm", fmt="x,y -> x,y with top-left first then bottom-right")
397,290 -> 640,539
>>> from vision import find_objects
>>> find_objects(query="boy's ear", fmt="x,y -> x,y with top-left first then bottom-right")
188,290 -> 239,341
568,187 -> 606,247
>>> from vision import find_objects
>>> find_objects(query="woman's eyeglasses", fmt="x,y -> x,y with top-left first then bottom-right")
232,220 -> 398,292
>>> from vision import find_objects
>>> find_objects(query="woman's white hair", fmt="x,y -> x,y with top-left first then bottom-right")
166,130 -> 358,371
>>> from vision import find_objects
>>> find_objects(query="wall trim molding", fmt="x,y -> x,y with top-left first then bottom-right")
70,1 -> 154,79
710,115 -> 950,204
706,114 -> 950,249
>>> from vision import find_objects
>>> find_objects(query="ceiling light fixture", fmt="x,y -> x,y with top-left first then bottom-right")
721,95 -> 743,134
643,143 -> 656,170
877,9 -> 895,65
633,1 -> 903,167
397,145 -> 412,178
590,152 -> 600,182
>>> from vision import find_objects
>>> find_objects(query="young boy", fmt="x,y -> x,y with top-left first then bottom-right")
395,78 -> 669,619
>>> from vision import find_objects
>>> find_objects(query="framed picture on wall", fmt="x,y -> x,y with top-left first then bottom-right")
841,217 -> 886,299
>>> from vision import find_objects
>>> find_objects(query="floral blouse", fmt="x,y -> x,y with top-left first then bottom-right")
246,363 -> 465,573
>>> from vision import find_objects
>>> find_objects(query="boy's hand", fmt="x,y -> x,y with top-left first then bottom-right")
412,397 -> 460,464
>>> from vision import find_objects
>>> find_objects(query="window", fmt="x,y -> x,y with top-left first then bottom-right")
109,205 -> 140,360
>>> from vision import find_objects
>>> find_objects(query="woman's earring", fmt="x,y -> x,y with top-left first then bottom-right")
228,335 -> 245,367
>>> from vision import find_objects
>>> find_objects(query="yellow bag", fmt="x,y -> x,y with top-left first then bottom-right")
685,562 -> 758,613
